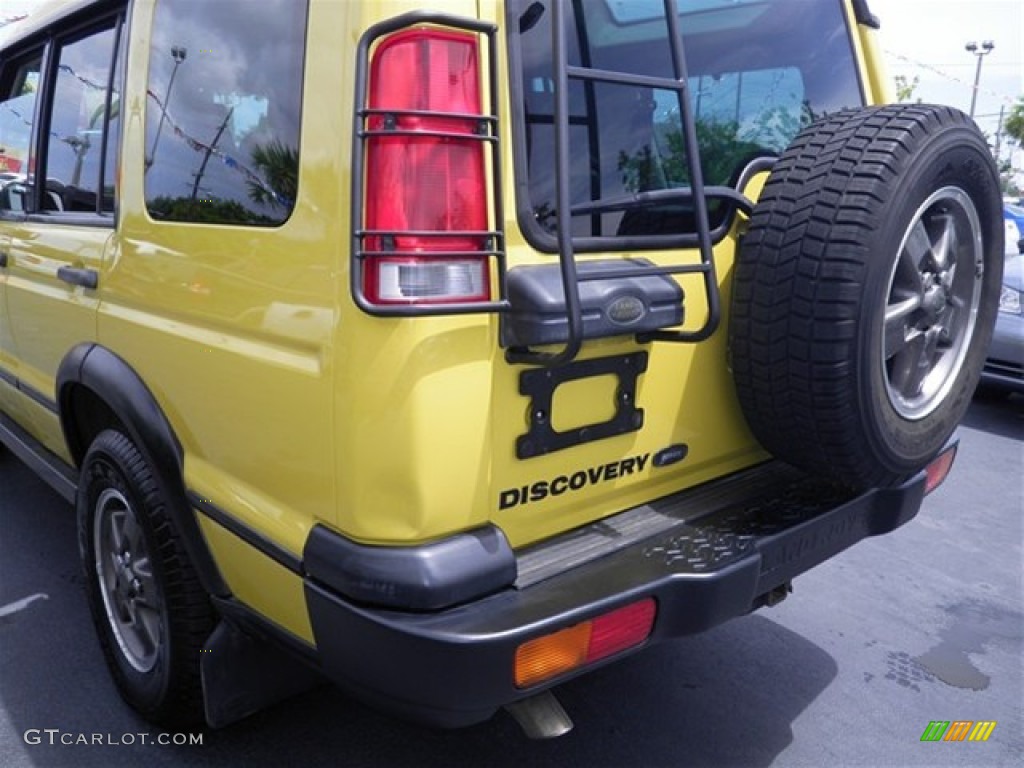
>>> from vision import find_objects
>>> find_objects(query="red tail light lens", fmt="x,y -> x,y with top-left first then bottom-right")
364,28 -> 489,305
924,444 -> 957,495
586,599 -> 658,663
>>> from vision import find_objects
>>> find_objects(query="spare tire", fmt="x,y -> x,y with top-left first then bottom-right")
729,105 -> 1003,488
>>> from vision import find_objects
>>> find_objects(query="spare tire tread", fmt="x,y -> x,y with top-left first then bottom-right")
731,104 -> 1002,487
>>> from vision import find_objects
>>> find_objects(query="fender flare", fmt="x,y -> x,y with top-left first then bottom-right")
57,343 -> 230,597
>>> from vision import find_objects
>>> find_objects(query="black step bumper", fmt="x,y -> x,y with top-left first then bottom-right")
305,460 -> 931,728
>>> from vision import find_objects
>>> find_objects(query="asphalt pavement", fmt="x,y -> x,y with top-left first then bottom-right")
1,394 -> 1022,767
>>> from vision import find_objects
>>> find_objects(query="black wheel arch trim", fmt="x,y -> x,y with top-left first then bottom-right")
57,343 -> 230,597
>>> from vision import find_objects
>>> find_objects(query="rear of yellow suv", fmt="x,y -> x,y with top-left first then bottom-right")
0,0 -> 1003,735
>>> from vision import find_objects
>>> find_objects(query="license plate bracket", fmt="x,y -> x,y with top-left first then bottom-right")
516,352 -> 647,459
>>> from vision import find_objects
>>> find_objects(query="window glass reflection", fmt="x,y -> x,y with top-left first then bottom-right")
46,27 -> 116,213
0,55 -> 42,212
514,0 -> 864,240
144,0 -> 308,226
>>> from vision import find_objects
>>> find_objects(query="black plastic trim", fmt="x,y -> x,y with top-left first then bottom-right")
851,0 -> 881,29
305,457 -> 938,729
26,212 -> 115,229
191,492 -> 303,575
304,524 -> 517,612
201,610 -> 323,729
56,343 -> 229,597
502,259 -> 683,348
210,596 -> 317,662
516,352 -> 648,459
56,265 -> 99,289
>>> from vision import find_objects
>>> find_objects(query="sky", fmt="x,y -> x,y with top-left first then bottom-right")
3,0 -> 1023,180
870,0 -> 1024,182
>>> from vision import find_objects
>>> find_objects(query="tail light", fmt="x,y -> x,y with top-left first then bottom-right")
514,599 -> 657,688
924,443 -> 957,495
363,27 -> 490,306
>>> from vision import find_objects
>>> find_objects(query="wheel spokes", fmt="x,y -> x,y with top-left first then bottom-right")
884,295 -> 922,358
133,556 -> 156,598
94,487 -> 164,673
883,187 -> 984,419
930,213 -> 957,271
888,329 -> 926,395
108,508 -> 127,553
122,509 -> 144,555
900,220 -> 932,284
132,600 -> 162,656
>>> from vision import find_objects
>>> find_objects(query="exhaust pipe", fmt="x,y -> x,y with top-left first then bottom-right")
504,690 -> 574,739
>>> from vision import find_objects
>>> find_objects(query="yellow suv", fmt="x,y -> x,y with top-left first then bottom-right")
0,0 -> 1003,736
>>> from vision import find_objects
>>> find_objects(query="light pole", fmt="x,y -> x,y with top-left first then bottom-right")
146,45 -> 187,170
964,40 -> 994,119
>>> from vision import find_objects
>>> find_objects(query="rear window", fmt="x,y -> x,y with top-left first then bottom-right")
509,0 -> 865,247
144,0 -> 308,226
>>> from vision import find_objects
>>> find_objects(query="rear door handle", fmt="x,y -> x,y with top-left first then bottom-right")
57,266 -> 99,290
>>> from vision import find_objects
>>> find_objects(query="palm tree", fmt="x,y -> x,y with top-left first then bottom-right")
247,138 -> 297,209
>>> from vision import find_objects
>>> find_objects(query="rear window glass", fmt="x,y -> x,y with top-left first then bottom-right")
510,0 -> 864,245
144,0 -> 308,226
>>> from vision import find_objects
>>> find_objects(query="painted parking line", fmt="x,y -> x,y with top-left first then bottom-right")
0,593 -> 49,618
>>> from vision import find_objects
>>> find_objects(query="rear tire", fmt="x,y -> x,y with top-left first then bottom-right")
730,105 -> 1003,488
78,429 -> 214,726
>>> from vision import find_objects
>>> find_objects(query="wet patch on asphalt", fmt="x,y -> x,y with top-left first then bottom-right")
913,599 -> 1023,691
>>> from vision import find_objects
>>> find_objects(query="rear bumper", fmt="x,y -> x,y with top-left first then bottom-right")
305,460 -> 930,728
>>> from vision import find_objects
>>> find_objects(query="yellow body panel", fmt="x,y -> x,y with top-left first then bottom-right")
857,23 -> 894,104
197,515 -> 314,644
1,221 -> 107,458
0,0 -> 890,639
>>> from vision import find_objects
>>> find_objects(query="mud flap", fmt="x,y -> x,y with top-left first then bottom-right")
201,620 -> 323,728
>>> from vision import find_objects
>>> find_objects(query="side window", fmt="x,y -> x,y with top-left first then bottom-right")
144,0 -> 309,226
101,28 -> 125,214
43,25 -> 117,214
0,53 -> 43,213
